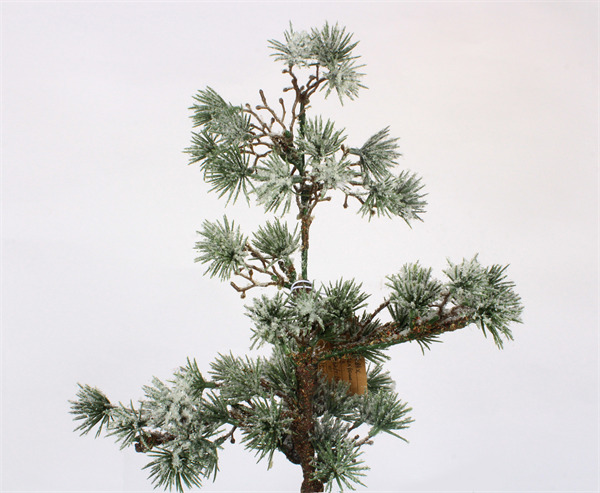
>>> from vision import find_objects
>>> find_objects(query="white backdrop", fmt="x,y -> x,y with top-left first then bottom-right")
2,2 -> 598,492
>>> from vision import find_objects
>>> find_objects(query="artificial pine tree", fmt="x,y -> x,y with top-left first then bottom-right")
71,23 -> 523,493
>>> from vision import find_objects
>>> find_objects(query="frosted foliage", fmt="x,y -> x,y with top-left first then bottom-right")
144,441 -> 214,491
204,104 -> 249,146
195,217 -> 248,280
312,157 -> 353,190
446,258 -> 493,314
259,349 -> 297,400
294,117 -> 352,190
247,294 -> 302,346
283,30 -> 314,66
444,256 -> 523,345
210,355 -> 268,402
254,155 -> 294,213
365,365 -> 395,393
247,292 -> 330,347
387,263 -> 442,321
356,391 -> 412,438
143,371 -> 203,437
223,231 -> 246,265
323,60 -> 364,102
269,23 -> 365,104
312,413 -> 367,491
215,109 -> 250,146
445,257 -> 482,291
109,405 -> 144,448
299,118 -> 346,159
185,130 -> 219,165
293,292 -> 326,329
391,178 -> 421,220
159,442 -> 191,472
352,128 -> 398,180
251,219 -> 299,260
202,147 -> 252,205
361,173 -> 426,221
240,398 -> 292,465
312,413 -> 351,446
190,88 -> 250,146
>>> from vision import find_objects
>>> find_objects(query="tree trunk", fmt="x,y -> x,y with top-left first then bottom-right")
292,360 -> 324,493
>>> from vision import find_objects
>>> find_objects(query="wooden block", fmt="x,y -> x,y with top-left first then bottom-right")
318,353 -> 367,395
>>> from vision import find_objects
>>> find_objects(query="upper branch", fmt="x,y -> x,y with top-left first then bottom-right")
315,313 -> 472,362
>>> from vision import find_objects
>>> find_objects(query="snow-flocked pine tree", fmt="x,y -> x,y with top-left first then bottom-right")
70,23 -> 523,493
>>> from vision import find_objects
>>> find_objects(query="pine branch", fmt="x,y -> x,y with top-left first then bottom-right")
194,217 -> 248,280
70,384 -> 114,437
227,226 -> 299,298
314,312 -> 473,362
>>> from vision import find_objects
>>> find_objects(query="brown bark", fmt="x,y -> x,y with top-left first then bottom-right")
292,359 -> 324,493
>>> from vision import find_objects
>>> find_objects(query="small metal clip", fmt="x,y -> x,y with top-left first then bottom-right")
290,280 -> 313,294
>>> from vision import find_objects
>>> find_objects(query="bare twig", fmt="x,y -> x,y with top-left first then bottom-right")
285,67 -> 303,132
230,279 -> 278,298
365,299 -> 391,325
279,98 -> 287,126
244,103 -> 272,134
354,434 -> 374,447
257,89 -> 287,131
218,425 -> 238,444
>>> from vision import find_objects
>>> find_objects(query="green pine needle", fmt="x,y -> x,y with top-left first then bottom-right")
70,384 -> 113,438
194,216 -> 248,280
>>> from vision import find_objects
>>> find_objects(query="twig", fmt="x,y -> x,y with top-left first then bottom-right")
218,425 -> 238,444
286,67 -> 302,132
365,299 -> 391,325
230,279 -> 278,298
244,103 -> 272,134
354,434 -> 374,447
279,98 -> 287,127
257,89 -> 287,131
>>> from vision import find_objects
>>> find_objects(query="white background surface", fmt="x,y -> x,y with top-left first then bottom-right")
2,2 -> 598,492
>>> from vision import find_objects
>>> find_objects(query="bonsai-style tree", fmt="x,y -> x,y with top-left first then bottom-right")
71,23 -> 523,493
